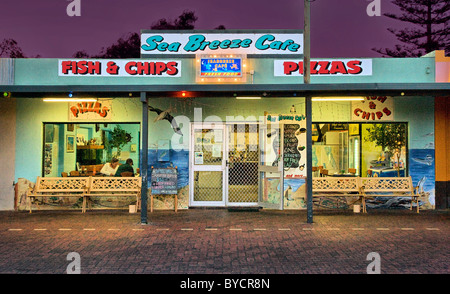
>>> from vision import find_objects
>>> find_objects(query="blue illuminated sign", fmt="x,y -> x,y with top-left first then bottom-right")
200,58 -> 242,77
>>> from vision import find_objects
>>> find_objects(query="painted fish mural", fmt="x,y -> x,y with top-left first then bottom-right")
412,154 -> 434,166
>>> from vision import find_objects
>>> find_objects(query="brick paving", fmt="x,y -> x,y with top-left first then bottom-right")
0,209 -> 448,274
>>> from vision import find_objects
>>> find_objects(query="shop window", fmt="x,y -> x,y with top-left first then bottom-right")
312,122 -> 407,177
42,123 -> 140,177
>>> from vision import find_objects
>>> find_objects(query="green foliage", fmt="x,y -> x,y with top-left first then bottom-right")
365,124 -> 406,153
365,124 -> 407,176
73,10 -> 199,58
150,10 -> 198,30
0,38 -> 25,58
373,0 -> 449,57
109,126 -> 132,156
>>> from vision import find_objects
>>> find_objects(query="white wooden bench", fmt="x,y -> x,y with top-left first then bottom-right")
359,176 -> 421,213
27,176 -> 142,213
312,176 -> 421,213
27,177 -> 89,213
85,177 -> 142,213
312,177 -> 364,211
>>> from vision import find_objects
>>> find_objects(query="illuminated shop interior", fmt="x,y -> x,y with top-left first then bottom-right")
42,123 -> 140,177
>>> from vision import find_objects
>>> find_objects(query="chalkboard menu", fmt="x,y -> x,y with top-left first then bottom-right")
151,167 -> 178,195
283,124 -> 302,169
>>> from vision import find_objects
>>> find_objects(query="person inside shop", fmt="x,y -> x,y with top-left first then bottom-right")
114,158 -> 134,177
100,158 -> 119,176
391,148 -> 404,168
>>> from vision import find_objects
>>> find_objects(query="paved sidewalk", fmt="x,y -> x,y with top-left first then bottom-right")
0,209 -> 448,274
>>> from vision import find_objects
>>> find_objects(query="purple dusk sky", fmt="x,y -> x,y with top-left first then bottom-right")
0,0 -> 405,58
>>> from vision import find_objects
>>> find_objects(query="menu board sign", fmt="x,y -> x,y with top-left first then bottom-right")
283,124 -> 302,168
283,124 -> 306,179
266,113 -> 307,179
151,168 -> 178,195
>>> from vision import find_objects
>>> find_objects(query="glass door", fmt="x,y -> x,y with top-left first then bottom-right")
258,123 -> 284,209
190,123 -> 226,206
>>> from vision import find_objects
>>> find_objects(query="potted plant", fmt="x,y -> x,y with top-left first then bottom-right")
109,126 -> 132,157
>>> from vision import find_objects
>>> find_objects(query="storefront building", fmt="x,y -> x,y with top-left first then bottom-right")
0,30 -> 449,216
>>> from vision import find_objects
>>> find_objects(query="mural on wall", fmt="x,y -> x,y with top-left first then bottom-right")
148,106 -> 183,136
262,176 -> 282,205
408,132 -> 435,210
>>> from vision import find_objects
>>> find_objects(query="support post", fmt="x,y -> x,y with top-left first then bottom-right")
140,92 -> 149,224
304,0 -> 313,223
304,0 -> 311,85
305,97 -> 313,224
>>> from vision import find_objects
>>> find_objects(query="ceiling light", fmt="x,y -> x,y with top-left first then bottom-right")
236,97 -> 261,100
311,97 -> 364,101
43,98 -> 98,102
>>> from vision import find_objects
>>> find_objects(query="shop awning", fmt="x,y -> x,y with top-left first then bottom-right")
2,82 -> 450,97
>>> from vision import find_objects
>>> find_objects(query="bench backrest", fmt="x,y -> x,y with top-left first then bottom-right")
359,177 -> 413,193
88,177 -> 142,192
34,176 -> 89,193
313,177 -> 360,192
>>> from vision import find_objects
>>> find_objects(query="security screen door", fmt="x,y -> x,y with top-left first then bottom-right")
258,123 -> 284,209
226,123 -> 259,206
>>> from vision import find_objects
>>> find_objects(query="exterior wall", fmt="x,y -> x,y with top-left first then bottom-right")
434,97 -> 449,209
0,99 -> 16,210
434,51 -> 450,209
14,95 -> 436,210
8,53 -> 441,211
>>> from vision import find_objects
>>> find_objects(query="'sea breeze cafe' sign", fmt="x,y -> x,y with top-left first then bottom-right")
140,33 -> 303,55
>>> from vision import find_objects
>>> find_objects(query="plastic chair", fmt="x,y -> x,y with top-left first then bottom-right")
320,169 -> 328,177
312,167 -> 319,177
70,171 -> 80,177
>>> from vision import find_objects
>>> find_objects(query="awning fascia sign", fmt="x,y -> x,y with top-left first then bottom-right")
58,59 -> 182,77
274,59 -> 373,76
